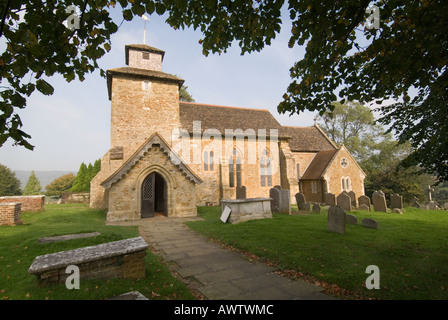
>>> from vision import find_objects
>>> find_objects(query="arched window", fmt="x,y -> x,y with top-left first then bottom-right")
204,151 -> 209,171
296,163 -> 300,181
209,151 -> 214,171
260,149 -> 272,187
229,148 -> 242,187
203,151 -> 214,172
342,178 -> 345,191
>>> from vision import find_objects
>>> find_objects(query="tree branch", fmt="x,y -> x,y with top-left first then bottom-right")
0,0 -> 11,38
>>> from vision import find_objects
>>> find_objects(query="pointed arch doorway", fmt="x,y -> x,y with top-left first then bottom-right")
141,172 -> 167,218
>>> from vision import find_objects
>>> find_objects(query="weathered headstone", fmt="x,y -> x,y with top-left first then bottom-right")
372,190 -> 387,212
295,192 -> 307,210
348,191 -> 357,208
312,203 -> 321,214
327,206 -> 346,235
325,193 -> 336,206
302,202 -> 311,212
270,188 -> 290,214
358,195 -> 371,208
362,218 -> 379,229
392,208 -> 403,214
357,204 -> 370,211
412,196 -> 420,208
390,193 -> 403,210
346,214 -> 358,225
236,185 -> 246,199
336,192 -> 352,212
220,206 -> 231,223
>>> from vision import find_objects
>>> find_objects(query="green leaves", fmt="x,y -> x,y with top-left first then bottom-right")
35,79 -> 54,95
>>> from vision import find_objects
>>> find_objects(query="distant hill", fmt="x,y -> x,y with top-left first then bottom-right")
14,171 -> 77,192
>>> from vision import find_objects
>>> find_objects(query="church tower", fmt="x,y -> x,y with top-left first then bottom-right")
106,44 -> 184,161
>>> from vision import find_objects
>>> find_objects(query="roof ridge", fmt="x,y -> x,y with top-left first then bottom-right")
180,101 -> 270,112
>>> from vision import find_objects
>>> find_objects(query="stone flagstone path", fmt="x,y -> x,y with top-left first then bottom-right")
108,217 -> 335,300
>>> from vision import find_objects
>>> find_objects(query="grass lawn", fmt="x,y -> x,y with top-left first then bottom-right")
186,206 -> 448,300
0,204 -> 196,300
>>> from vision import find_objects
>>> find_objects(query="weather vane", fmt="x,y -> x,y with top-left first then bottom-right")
142,15 -> 149,45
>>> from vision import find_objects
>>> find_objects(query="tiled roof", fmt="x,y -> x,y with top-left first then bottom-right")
179,102 -> 285,137
280,125 -> 337,152
300,149 -> 339,180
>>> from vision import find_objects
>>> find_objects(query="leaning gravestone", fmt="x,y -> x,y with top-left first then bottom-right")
236,185 -> 246,199
346,214 -> 358,225
325,193 -> 336,206
348,191 -> 357,208
362,218 -> 379,229
295,192 -> 307,210
390,193 -> 403,210
372,190 -> 387,212
337,192 -> 352,212
358,195 -> 371,208
327,206 -> 346,234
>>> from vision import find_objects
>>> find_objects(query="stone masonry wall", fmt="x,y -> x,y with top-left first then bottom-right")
0,195 -> 45,212
0,202 -> 21,226
323,147 -> 365,198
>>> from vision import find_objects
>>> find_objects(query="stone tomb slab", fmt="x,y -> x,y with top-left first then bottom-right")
38,232 -> 101,244
221,198 -> 272,224
28,237 -> 148,285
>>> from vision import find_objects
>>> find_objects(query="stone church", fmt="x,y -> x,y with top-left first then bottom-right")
90,44 -> 366,221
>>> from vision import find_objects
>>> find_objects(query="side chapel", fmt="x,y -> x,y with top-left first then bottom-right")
89,44 -> 366,221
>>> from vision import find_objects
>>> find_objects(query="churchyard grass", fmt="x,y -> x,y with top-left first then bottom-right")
0,204 -> 195,300
186,206 -> 448,300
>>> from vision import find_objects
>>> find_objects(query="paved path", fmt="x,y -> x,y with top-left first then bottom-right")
109,217 -> 335,300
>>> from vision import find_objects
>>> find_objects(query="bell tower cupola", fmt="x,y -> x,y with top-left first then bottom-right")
125,44 -> 165,71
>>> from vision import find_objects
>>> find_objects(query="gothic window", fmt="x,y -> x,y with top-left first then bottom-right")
204,151 -> 214,172
296,163 -> 300,181
260,149 -> 272,187
311,181 -> 317,194
229,148 -> 242,187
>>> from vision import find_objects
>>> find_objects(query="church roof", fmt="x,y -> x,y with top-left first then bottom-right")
300,149 -> 339,180
101,132 -> 203,189
280,125 -> 338,152
179,102 -> 285,137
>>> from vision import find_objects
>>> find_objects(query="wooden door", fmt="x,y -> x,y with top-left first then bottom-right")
141,173 -> 155,218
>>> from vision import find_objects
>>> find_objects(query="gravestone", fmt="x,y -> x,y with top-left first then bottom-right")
362,218 -> 379,229
348,191 -> 357,208
372,190 -> 387,212
392,208 -> 403,214
236,185 -> 246,199
346,214 -> 358,225
312,203 -> 321,214
270,188 -> 290,214
327,206 -> 346,235
357,204 -> 370,211
302,202 -> 311,212
358,195 -> 371,208
295,192 -> 307,210
336,192 -> 352,212
390,193 -> 403,210
325,193 -> 336,206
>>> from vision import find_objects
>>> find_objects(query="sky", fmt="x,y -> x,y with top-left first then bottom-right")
0,6 -> 317,172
